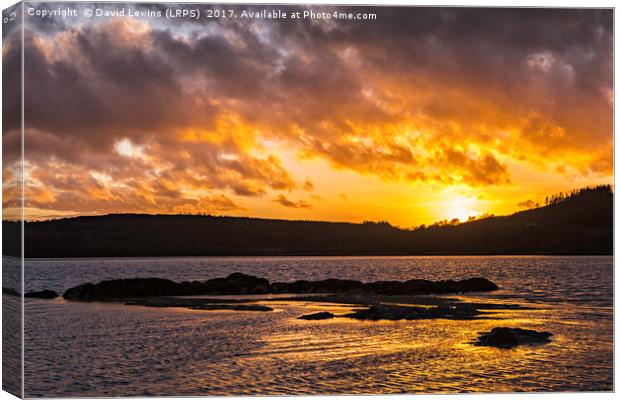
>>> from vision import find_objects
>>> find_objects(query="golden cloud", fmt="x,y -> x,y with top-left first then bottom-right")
4,7 -> 611,220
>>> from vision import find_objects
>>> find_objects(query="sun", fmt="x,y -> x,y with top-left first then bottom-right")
445,195 -> 481,223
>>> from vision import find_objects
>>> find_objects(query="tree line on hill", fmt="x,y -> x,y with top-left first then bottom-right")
2,185 -> 612,257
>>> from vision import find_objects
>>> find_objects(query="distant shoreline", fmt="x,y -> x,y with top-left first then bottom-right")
8,253 -> 614,260
3,188 -> 613,257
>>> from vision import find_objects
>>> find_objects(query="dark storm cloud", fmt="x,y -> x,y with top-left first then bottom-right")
23,26 -> 213,149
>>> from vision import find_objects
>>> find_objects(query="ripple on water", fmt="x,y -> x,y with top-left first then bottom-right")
22,256 -> 613,396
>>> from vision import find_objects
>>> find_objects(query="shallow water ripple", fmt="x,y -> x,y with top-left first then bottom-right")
22,256 -> 613,396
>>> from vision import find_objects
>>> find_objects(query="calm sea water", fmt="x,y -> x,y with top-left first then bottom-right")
21,256 -> 613,396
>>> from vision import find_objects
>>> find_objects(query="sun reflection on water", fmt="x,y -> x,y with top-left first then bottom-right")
22,256 -> 613,396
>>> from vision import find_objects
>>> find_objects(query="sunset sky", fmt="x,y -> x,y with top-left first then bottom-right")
3,5 -> 613,227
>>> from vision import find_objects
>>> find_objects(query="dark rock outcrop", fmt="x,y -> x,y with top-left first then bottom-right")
272,277 -> 497,295
24,290 -> 59,299
62,273 -> 498,301
346,304 -> 480,321
186,304 -> 272,312
192,272 -> 270,295
63,273 -> 271,300
363,277 -> 498,295
474,327 -> 552,348
63,278 -> 182,300
298,311 -> 336,320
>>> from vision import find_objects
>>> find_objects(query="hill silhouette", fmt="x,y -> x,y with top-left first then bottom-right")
3,186 -> 612,257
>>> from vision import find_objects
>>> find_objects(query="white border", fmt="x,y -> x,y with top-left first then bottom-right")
0,1 -> 615,400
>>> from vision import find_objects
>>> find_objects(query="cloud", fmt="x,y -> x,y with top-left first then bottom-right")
171,194 -> 247,215
11,6 -> 612,218
303,179 -> 314,191
434,148 -> 510,186
517,199 -> 538,209
273,194 -> 312,209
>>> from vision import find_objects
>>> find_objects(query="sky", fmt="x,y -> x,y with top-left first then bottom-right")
2,4 -> 613,227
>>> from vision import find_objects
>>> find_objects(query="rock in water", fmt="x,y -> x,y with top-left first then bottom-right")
449,277 -> 499,292
62,273 -> 499,300
364,277 -> 498,295
272,277 -> 497,295
197,272 -> 271,294
24,290 -> 59,299
346,304 -> 480,321
63,274 -> 273,300
63,278 -> 181,300
298,312 -> 335,320
475,327 -> 552,348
